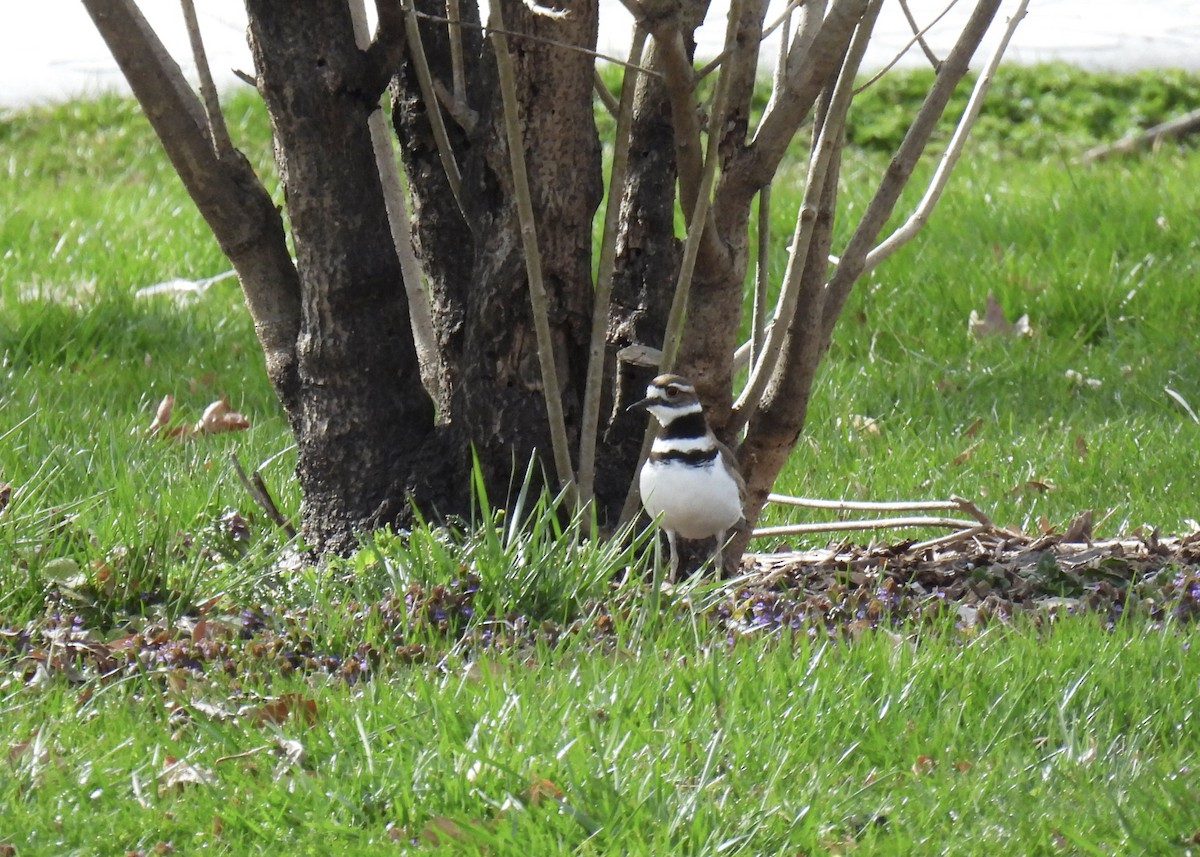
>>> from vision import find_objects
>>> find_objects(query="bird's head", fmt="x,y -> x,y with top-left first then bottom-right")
627,374 -> 703,425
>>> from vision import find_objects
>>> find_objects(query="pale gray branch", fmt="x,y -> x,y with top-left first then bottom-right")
446,0 -> 467,106
491,1 -> 576,499
578,25 -> 649,507
865,0 -> 1030,273
349,0 -> 441,395
900,0 -> 944,67
820,0 -> 1003,347
401,0 -> 465,213
179,0 -> 233,158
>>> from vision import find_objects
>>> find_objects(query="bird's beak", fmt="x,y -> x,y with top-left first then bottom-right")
627,396 -> 653,413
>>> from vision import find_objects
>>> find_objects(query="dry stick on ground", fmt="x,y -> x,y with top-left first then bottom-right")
577,25 -> 650,508
491,1 -> 576,502
1080,107 -> 1200,162
230,454 -> 297,538
754,493 -> 1004,539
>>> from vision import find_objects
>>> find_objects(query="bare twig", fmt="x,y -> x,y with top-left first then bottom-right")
819,0 -> 1002,348
853,0 -> 959,93
592,67 -> 620,117
412,10 -> 660,75
766,492 -> 998,529
230,453 -> 297,538
179,0 -> 233,158
578,25 -> 649,508
863,0 -> 1029,273
907,525 -> 989,554
900,0 -> 944,67
446,0 -> 467,106
401,0 -> 465,213
749,183 -> 772,370
491,0 -> 576,500
694,0 -> 805,81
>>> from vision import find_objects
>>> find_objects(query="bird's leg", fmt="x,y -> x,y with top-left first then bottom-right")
666,529 -> 680,582
713,529 -> 727,577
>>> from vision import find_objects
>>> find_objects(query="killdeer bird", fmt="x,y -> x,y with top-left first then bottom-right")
629,374 -> 745,577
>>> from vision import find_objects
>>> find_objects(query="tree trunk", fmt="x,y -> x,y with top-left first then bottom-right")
439,0 -> 603,509
246,1 -> 436,553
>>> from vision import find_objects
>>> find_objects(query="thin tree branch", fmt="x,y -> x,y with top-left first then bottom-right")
401,0 -> 465,214
749,183 -> 771,370
653,25 -> 705,216
853,0 -> 959,93
730,0 -> 879,435
491,0 -> 576,500
349,0 -> 442,393
578,25 -> 649,508
412,10 -> 660,75
694,0 -> 803,82
593,67 -> 620,116
753,516 -> 981,538
446,0 -> 467,106
900,0 -> 944,68
737,0 -> 865,204
864,0 -> 1030,273
819,0 -> 1003,346
179,0 -> 233,158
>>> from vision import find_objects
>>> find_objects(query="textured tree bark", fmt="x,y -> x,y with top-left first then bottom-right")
439,0 -> 603,508
246,1 -> 436,554
390,0 -> 483,417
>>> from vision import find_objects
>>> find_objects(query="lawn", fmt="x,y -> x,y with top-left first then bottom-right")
2,65 -> 1200,854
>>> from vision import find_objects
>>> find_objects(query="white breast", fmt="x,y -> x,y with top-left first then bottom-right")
639,457 -> 743,540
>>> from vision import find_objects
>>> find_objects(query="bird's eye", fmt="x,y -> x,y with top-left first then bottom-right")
665,386 -> 679,398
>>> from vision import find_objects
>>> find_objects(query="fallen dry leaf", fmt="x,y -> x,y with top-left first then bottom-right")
962,417 -> 985,439
951,441 -> 981,466
968,292 -> 1032,339
0,482 -> 11,513
148,394 -> 174,434
159,756 -> 217,793
911,755 -> 937,775
195,399 -> 250,435
247,693 -> 318,727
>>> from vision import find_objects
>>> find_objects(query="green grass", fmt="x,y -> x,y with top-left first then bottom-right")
3,66 -> 1200,853
3,620 -> 1197,854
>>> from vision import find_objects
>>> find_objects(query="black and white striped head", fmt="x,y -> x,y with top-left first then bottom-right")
628,374 -> 704,427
